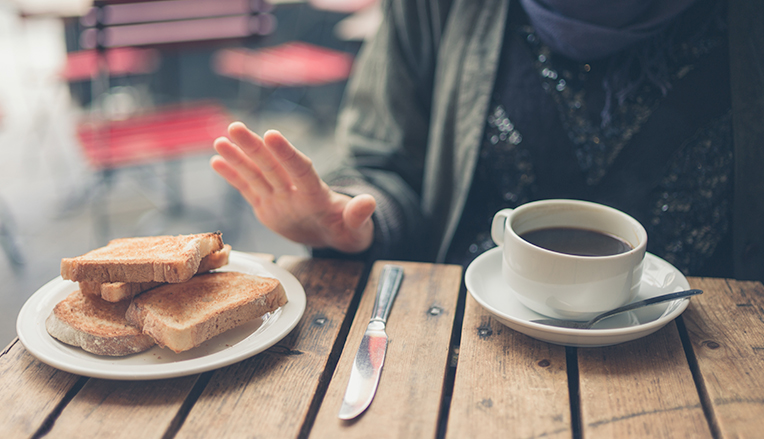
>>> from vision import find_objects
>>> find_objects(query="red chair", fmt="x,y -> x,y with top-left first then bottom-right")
213,42 -> 353,87
213,41 -> 354,125
76,101 -> 230,169
64,0 -> 274,241
61,47 -> 160,82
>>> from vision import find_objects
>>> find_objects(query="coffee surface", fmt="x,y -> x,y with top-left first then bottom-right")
520,227 -> 633,256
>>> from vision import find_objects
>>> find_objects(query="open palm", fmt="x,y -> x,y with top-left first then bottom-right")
210,122 -> 375,253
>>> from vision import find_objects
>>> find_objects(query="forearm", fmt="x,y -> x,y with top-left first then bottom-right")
314,0 -> 449,261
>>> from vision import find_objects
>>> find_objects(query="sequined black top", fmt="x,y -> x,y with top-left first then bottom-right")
447,0 -> 733,278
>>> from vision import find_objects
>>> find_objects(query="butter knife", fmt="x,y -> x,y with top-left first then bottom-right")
338,264 -> 404,420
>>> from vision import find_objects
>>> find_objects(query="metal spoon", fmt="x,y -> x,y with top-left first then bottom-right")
530,289 -> 703,329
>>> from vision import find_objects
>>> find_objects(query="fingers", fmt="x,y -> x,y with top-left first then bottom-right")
212,136 -> 272,198
343,194 -> 376,230
228,122 -> 295,192
333,194 -> 375,253
263,129 -> 325,195
214,122 -> 327,202
209,155 -> 261,206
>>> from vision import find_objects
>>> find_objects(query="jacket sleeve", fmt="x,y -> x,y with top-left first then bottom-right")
317,0 -> 452,262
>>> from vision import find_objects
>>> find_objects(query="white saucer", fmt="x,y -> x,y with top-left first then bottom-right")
16,251 -> 306,380
465,247 -> 692,347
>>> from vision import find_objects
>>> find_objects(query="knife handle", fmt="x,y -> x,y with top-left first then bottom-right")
370,265 -> 404,323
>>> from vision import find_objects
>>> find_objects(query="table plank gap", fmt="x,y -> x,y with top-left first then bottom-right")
578,323 -> 712,438
434,283 -> 468,439
298,260 -> 372,439
161,371 -> 214,439
31,375 -> 89,439
674,315 -> 722,439
46,374 -> 201,438
4,269 -> 760,438
28,254 -> 280,438
683,277 -> 764,439
173,257 -> 364,439
0,339 -> 86,439
447,294 -> 571,439
566,347 -> 584,439
311,261 -> 463,438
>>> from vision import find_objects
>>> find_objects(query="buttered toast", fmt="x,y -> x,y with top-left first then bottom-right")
79,245 -> 232,302
46,290 -> 156,356
60,232 -> 224,284
125,271 -> 287,353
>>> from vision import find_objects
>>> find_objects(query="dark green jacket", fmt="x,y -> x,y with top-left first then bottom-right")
327,0 -> 763,281
329,0 -> 507,262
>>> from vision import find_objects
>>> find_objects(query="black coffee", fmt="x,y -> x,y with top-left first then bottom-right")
519,227 -> 633,256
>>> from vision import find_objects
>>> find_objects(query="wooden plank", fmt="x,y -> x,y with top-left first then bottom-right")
175,256 -> 364,439
446,294 -> 571,439
36,253 -> 300,439
577,324 -> 711,438
682,277 -> 764,438
0,339 -> 83,439
311,261 -> 462,438
45,375 -> 200,438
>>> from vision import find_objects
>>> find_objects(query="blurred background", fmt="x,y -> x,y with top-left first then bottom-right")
0,0 -> 380,345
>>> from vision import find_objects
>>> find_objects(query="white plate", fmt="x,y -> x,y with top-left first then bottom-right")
16,251 -> 306,380
465,247 -> 692,347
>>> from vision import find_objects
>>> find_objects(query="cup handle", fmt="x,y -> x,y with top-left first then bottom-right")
491,208 -> 514,246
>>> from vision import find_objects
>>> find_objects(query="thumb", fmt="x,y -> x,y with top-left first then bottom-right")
343,194 -> 376,230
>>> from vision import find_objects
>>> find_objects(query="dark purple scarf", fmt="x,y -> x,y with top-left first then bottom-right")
519,0 -> 698,61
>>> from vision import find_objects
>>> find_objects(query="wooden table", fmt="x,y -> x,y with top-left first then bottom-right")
2,256 -> 763,438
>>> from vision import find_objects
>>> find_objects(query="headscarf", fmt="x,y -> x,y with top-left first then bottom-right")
519,0 -> 698,61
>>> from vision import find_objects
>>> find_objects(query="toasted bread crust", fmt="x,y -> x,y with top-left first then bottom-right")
61,232 -> 223,283
79,245 -> 232,302
196,244 -> 231,273
79,280 -> 161,301
126,272 -> 288,353
45,290 -> 155,356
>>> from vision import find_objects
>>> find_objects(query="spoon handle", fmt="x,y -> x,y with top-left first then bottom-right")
588,289 -> 703,326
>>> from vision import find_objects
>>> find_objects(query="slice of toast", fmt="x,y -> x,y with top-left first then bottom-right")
61,232 -> 224,284
80,245 -> 232,302
46,290 -> 156,356
80,280 -> 160,302
125,271 -> 288,353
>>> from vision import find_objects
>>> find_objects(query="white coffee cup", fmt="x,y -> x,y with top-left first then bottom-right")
491,199 -> 647,321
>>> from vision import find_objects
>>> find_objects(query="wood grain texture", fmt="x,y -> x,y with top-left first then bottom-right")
0,339 -> 82,439
311,261 -> 462,439
682,277 -> 764,438
14,252 -> 279,439
175,256 -> 364,439
45,375 -> 200,438
577,324 -> 711,438
446,294 -> 571,439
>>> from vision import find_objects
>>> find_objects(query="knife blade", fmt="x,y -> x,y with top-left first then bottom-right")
338,264 -> 404,420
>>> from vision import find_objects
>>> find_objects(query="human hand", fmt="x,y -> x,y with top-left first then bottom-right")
210,122 -> 376,253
